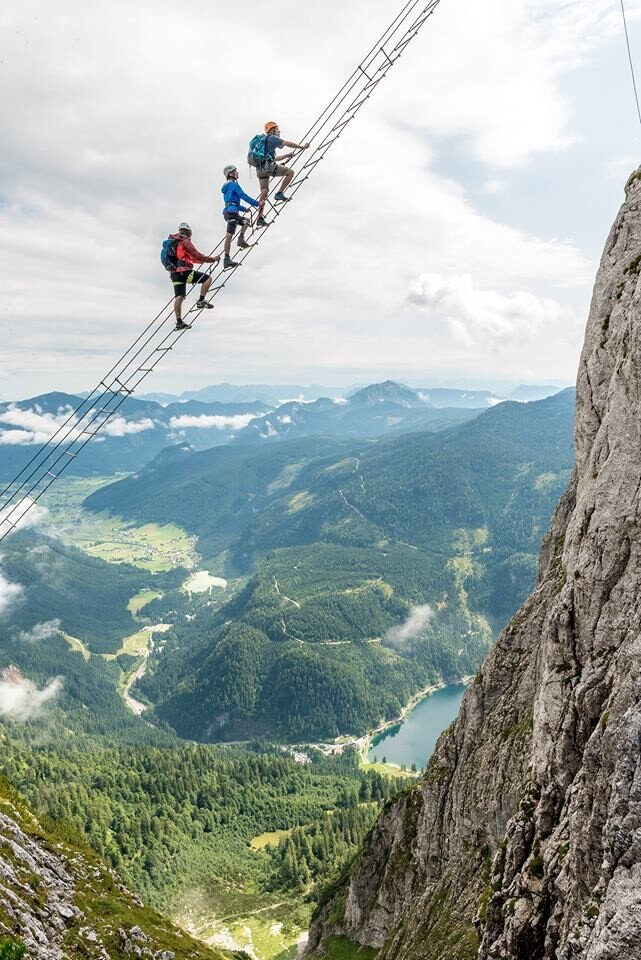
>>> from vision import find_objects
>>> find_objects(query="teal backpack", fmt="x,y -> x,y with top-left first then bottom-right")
247,134 -> 275,172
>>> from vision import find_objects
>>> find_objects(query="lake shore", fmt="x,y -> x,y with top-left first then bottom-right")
314,676 -> 473,768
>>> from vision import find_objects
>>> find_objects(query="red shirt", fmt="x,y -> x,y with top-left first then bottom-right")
170,233 -> 210,272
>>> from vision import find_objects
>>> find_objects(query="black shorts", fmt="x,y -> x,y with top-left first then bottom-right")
224,211 -> 248,235
170,269 -> 208,298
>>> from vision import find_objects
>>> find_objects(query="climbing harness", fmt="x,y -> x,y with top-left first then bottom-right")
0,0 -> 441,542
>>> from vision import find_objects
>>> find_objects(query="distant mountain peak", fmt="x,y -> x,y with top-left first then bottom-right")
349,380 -> 430,409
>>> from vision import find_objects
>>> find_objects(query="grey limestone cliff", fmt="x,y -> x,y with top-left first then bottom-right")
306,170 -> 641,960
0,780 -> 225,959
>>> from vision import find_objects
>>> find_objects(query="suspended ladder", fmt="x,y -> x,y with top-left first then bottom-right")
0,0 -> 441,542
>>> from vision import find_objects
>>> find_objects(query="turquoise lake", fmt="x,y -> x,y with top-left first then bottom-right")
368,683 -> 467,769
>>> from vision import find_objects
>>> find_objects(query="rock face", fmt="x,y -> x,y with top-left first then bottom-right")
306,171 -> 641,960
0,781 -> 220,959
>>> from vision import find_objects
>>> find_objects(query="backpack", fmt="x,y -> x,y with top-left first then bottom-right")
160,236 -> 179,272
247,133 -> 275,173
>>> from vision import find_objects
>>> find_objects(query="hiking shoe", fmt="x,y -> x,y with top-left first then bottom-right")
274,192 -> 290,203
237,236 -> 252,249
195,299 -> 214,309
256,216 -> 269,228
175,320 -> 192,331
223,256 -> 240,269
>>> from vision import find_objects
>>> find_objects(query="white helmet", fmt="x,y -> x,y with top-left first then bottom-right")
223,164 -> 238,178
178,221 -> 192,235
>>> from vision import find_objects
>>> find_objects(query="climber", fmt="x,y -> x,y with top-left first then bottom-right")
221,165 -> 260,270
162,223 -> 220,330
248,121 -> 310,226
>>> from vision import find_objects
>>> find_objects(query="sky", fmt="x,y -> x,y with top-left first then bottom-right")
1,0 -> 641,400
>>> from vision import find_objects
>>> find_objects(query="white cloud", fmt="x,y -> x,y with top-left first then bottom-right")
0,497 -> 48,540
0,405 -> 155,444
0,667 -> 63,721
483,180 -> 506,195
168,413 -> 258,431
102,416 -> 155,437
17,619 -> 62,643
0,405 -> 75,445
0,0 -> 636,396
606,154 -> 641,182
0,571 -> 23,616
385,604 -> 434,645
408,273 -> 571,350
404,0 -> 630,168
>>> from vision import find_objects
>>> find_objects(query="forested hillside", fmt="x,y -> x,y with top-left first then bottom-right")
235,380 -> 477,444
85,436 -> 360,559
0,531 -> 187,740
0,773 -> 234,959
121,392 -> 576,741
0,532 -> 182,650
0,731 -> 404,943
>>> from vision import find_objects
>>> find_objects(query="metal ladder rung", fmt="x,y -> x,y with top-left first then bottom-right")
46,471 -> 59,480
362,76 -> 383,92
393,26 -> 425,55
347,94 -> 372,111
316,134 -> 341,153
62,450 -> 78,458
375,59 -> 395,76
330,117 -> 354,135
99,377 -> 133,396
302,156 -> 325,172
335,98 -> 370,126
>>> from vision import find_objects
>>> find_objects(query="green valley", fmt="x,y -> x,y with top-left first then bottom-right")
0,732 -> 406,958
98,391 -> 575,742
0,386 -> 575,958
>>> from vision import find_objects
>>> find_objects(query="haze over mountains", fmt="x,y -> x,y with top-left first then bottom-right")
83,389 -> 575,742
0,392 -> 270,478
136,381 -> 563,407
0,380 -> 564,482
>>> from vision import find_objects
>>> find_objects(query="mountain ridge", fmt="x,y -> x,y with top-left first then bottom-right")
304,169 -> 641,960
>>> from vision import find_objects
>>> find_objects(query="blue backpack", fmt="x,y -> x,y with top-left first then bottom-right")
247,134 -> 274,171
160,236 -> 179,272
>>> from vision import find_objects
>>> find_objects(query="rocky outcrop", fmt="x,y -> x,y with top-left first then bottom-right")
0,780 -> 226,959
306,170 -> 641,960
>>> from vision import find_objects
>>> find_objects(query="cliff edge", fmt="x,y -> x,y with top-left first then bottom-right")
306,169 -> 641,960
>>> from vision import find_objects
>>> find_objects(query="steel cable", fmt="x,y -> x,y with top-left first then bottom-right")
0,0 -> 441,541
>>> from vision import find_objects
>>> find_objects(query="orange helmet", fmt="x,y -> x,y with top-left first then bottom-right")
264,120 -> 279,133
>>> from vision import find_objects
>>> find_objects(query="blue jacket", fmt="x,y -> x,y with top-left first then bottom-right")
221,180 -> 259,214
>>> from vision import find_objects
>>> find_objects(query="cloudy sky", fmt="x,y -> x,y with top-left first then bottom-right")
1,0 -> 641,399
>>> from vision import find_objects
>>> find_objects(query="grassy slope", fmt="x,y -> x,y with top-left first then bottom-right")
0,777 -> 233,960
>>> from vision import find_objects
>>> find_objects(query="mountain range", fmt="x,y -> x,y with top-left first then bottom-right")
136,381 -> 562,408
83,389 -> 575,742
0,381 -> 566,489
0,392 -> 270,479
